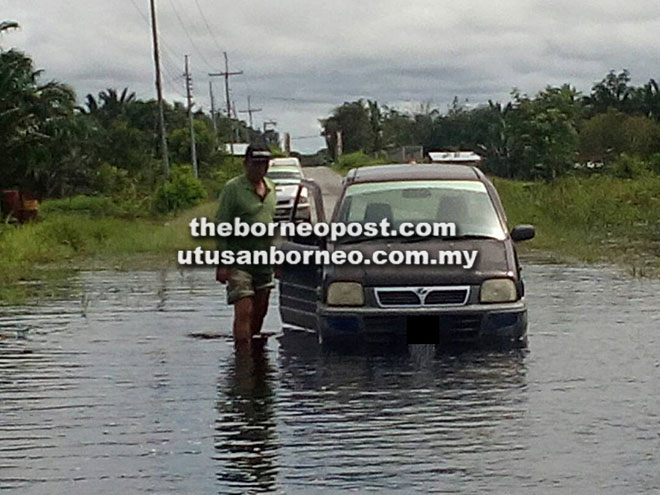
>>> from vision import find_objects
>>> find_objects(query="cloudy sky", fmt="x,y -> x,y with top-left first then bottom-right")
3,1 -> 660,153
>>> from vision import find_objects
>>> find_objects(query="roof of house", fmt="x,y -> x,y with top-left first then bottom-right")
428,151 -> 482,163
224,143 -> 250,156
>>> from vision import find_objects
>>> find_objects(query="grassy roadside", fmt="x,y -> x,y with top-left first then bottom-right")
331,151 -> 391,174
493,175 -> 660,276
0,201 -> 217,304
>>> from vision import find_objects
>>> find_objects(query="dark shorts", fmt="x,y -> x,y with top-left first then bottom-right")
226,269 -> 275,304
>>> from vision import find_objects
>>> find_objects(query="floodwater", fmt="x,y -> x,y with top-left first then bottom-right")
1,263 -> 660,494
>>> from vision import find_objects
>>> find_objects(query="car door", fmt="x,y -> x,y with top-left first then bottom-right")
278,179 -> 326,331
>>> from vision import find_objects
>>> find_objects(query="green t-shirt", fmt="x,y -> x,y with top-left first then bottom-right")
215,174 -> 276,274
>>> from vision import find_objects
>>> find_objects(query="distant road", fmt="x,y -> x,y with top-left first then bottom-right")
302,166 -> 343,219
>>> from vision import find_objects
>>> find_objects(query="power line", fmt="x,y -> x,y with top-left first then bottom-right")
127,0 -> 182,66
259,95 -> 336,104
193,0 -> 224,56
238,95 -> 262,129
166,0 -> 215,70
127,0 -> 194,100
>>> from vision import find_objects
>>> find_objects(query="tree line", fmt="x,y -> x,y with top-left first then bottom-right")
0,45 -> 274,202
321,70 -> 660,180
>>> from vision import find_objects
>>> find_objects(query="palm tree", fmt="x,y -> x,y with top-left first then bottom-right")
82,87 -> 136,123
0,48 -> 78,193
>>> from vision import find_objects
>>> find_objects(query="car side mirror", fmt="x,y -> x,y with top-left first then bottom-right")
510,224 -> 535,242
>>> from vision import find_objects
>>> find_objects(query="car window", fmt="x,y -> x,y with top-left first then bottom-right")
267,171 -> 302,182
337,180 -> 505,239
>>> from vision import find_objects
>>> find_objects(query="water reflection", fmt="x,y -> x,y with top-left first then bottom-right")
214,348 -> 278,494
274,331 -> 529,493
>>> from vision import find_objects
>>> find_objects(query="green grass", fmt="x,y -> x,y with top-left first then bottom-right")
493,175 -> 660,275
0,201 -> 218,304
331,151 -> 391,174
40,195 -> 152,219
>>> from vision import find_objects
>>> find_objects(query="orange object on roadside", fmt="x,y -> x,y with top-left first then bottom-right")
1,190 -> 21,216
1,189 -> 39,223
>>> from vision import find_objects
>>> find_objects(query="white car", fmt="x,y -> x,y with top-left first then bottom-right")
269,157 -> 303,173
266,165 -> 309,222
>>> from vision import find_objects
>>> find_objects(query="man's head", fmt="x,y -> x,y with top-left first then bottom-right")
244,144 -> 271,184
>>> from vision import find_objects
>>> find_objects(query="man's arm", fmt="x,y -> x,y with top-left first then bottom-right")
215,184 -> 234,283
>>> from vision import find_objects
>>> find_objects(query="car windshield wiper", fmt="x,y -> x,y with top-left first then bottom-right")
450,234 -> 502,240
337,234 -> 401,244
400,233 -> 502,243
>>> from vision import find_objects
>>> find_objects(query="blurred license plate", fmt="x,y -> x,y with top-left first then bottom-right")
407,315 -> 440,344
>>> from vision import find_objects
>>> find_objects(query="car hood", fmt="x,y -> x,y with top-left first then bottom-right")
275,184 -> 300,199
327,238 -> 516,286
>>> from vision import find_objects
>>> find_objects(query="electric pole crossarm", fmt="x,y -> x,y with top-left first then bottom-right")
238,95 -> 262,128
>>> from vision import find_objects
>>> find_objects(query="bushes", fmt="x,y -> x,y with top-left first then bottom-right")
206,157 -> 243,198
332,151 -> 390,174
609,153 -> 651,179
493,175 -> 660,264
152,164 -> 207,214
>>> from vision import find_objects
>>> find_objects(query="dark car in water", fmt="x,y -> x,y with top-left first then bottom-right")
278,164 -> 535,346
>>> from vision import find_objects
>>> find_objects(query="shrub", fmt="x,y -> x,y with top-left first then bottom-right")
333,151 -> 390,174
206,157 -> 243,198
152,164 -> 207,214
609,153 -> 650,179
648,153 -> 660,174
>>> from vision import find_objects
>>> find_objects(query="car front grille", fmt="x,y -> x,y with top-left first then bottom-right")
376,290 -> 421,306
375,286 -> 470,307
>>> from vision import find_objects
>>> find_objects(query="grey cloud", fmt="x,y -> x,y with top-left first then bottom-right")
4,0 -> 660,153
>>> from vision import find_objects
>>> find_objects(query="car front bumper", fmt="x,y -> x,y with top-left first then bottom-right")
317,301 -> 527,344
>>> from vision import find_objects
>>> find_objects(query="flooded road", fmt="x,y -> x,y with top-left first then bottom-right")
1,264 -> 660,494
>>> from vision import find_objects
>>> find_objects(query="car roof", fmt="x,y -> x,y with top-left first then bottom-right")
267,166 -> 301,174
269,157 -> 301,165
345,164 -> 482,184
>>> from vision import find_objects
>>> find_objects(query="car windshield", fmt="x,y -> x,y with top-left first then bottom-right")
335,180 -> 506,241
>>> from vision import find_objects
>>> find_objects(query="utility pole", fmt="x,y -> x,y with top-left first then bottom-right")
184,55 -> 198,178
149,0 -> 169,177
209,52 -> 242,155
239,95 -> 262,129
232,100 -> 241,143
284,132 -> 291,155
209,80 -> 218,148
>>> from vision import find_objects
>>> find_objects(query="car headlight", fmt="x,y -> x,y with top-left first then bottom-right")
326,282 -> 364,306
480,278 -> 518,303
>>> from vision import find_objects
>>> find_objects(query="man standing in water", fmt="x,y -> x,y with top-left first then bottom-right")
215,144 -> 276,348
